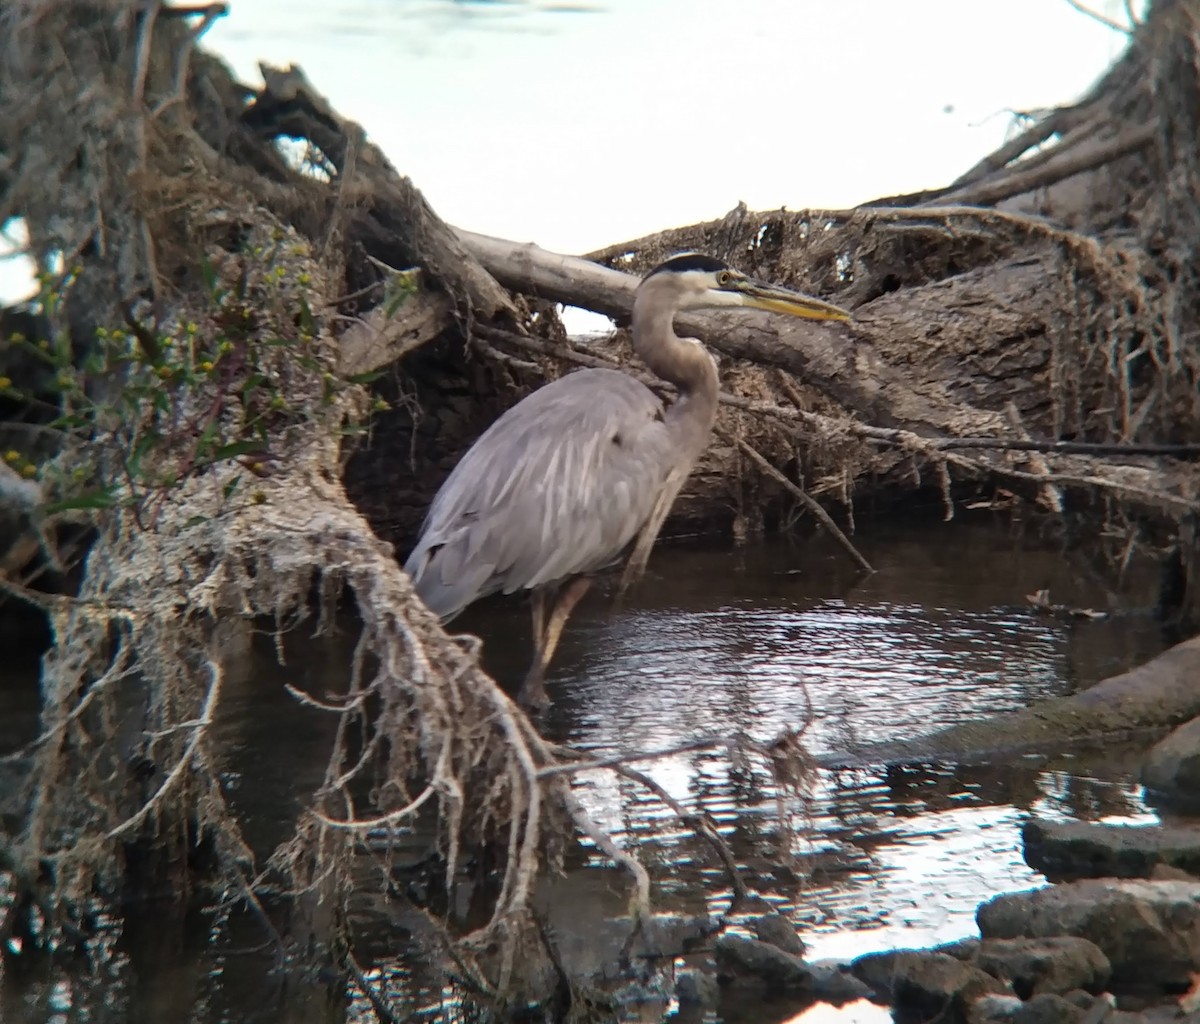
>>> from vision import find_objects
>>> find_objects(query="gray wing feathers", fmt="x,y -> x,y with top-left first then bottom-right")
404,369 -> 672,621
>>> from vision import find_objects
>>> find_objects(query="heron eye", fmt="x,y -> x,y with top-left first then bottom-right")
716,271 -> 732,286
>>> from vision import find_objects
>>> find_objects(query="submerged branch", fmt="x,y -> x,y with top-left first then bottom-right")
720,427 -> 875,574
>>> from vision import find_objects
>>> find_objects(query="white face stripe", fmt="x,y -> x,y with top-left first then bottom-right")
671,269 -> 746,311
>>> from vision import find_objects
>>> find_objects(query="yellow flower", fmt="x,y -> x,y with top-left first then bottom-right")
20,464 -> 37,478
199,360 -> 214,372
4,450 -> 21,463
0,376 -> 11,390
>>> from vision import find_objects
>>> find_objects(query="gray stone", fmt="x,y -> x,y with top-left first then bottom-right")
1142,716 -> 1200,807
1011,992 -> 1085,1024
1062,988 -> 1102,1009
969,936 -> 1110,998
851,949 -> 1007,1019
1023,819 -> 1200,880
714,935 -> 814,991
807,958 -> 875,1003
675,969 -> 720,1007
634,914 -> 721,957
938,938 -> 983,961
1108,1007 -> 1193,1024
977,879 -> 1200,991
751,912 -> 806,955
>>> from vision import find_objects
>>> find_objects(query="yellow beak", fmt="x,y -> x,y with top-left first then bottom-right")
738,282 -> 852,322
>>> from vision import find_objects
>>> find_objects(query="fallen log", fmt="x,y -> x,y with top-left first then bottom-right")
456,230 -> 1200,526
818,635 -> 1200,769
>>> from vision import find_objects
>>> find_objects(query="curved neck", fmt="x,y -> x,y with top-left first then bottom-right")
631,282 -> 719,442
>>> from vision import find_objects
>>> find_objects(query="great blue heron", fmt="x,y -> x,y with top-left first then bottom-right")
405,253 -> 851,707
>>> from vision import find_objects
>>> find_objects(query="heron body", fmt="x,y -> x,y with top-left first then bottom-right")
405,253 -> 850,706
404,367 -> 696,621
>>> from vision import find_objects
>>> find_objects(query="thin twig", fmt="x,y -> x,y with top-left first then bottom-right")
557,785 -> 652,922
106,658 -> 222,840
612,762 -> 747,899
1064,0 -> 1133,32
947,105 -> 1078,190
311,785 -> 437,830
719,429 -> 874,574
930,437 -> 1200,456
537,737 -> 729,779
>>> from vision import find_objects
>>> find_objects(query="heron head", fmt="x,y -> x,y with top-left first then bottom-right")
642,252 -> 852,322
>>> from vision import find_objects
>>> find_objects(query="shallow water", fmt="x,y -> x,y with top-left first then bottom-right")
464,518 -> 1172,964
0,516 -> 1191,1023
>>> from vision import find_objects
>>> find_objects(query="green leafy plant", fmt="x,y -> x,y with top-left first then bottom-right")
3,240 -> 372,530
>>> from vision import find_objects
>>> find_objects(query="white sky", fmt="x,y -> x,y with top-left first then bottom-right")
2,0 -> 1139,301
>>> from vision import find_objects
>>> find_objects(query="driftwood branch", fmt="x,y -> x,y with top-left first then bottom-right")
820,635 -> 1200,769
459,231 -> 1200,522
337,286 -> 454,377
938,124 -> 1157,208
946,105 -> 1082,191
245,65 -> 518,322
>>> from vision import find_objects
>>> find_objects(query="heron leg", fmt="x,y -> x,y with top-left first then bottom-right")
518,577 -> 591,709
530,587 -> 548,658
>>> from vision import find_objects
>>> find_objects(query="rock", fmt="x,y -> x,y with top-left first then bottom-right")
1108,1007 -> 1192,1024
977,879 -> 1200,991
534,870 -> 719,984
635,914 -> 721,957
1142,715 -> 1200,807
851,949 -> 1007,1020
969,993 -> 1024,1024
1023,819 -> 1200,880
807,958 -> 875,1003
751,912 -> 806,955
675,968 -> 719,1007
1152,862 -> 1200,881
714,935 -> 814,991
1062,989 -> 1101,1009
939,938 -> 983,960
966,936 -> 1110,997
1011,992 -> 1086,1024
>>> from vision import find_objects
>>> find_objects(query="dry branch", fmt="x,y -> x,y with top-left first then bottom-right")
245,64 -> 518,322
938,124 -> 1157,208
461,230 -> 1200,524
